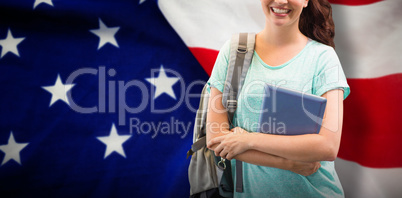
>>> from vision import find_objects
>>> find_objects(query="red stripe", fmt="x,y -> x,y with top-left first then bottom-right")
339,73 -> 402,168
189,1 -> 386,72
189,47 -> 218,76
190,48 -> 402,168
328,0 -> 383,6
189,1 -> 385,71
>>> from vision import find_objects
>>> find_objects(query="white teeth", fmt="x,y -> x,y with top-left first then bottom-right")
272,8 -> 290,14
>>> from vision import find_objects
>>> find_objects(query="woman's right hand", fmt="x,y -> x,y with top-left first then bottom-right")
287,160 -> 321,176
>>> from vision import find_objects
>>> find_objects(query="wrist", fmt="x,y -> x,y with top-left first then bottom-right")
247,132 -> 262,150
220,130 -> 231,134
282,158 -> 294,171
246,133 -> 255,150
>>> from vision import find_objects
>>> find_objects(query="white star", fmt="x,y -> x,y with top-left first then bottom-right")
97,124 -> 131,159
146,65 -> 180,100
139,0 -> 146,4
33,0 -> 54,9
89,18 -> 120,50
0,132 -> 29,166
42,74 -> 75,107
0,29 -> 25,58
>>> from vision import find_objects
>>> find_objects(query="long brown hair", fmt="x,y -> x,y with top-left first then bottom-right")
299,0 -> 335,48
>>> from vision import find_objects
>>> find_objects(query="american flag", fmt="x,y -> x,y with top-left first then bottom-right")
1,0 -> 402,197
0,0 -> 207,197
159,0 -> 402,197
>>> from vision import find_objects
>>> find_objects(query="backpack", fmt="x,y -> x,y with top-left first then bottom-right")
187,33 -> 256,198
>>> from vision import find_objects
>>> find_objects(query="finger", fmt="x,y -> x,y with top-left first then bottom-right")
207,141 -> 217,149
310,164 -> 320,175
306,169 -> 314,176
300,170 -> 308,176
214,144 -> 224,157
314,162 -> 320,170
220,148 -> 228,159
226,153 -> 233,160
207,136 -> 222,148
316,163 -> 321,172
207,139 -> 215,148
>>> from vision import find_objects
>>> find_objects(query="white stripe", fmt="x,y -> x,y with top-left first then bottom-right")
159,0 -> 402,79
335,158 -> 402,198
332,1 -> 402,78
160,1 -> 402,196
158,0 -> 265,50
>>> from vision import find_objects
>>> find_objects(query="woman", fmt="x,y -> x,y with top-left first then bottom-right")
206,0 -> 350,197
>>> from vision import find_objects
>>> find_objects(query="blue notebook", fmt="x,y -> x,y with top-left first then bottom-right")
257,83 -> 327,135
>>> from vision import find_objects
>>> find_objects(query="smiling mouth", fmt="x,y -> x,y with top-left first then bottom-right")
271,7 -> 291,14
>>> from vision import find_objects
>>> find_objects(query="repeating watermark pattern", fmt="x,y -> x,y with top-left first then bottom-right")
257,117 -> 286,135
208,117 -> 287,135
59,65 -> 342,139
129,117 -> 192,139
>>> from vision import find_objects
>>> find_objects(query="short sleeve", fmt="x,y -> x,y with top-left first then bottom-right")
313,47 -> 350,99
207,40 -> 231,93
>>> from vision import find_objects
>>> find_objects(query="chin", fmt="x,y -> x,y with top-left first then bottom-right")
271,19 -> 289,27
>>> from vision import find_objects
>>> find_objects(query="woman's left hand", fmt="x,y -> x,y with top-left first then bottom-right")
207,127 -> 252,160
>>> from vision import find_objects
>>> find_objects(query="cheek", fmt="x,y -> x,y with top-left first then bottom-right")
261,2 -> 269,11
290,0 -> 307,8
260,0 -> 272,10
261,5 -> 271,17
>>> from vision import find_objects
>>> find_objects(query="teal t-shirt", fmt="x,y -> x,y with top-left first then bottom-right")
207,39 -> 350,198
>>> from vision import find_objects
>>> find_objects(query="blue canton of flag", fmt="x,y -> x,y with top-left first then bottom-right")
0,0 -> 208,197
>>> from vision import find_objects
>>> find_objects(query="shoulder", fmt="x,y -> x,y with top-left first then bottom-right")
207,39 -> 232,93
303,40 -> 341,72
213,39 -> 232,66
308,40 -> 338,59
218,39 -> 231,57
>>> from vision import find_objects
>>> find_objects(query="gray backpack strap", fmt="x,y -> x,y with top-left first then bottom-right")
186,136 -> 206,159
222,33 -> 255,193
187,84 -> 209,158
237,33 -> 255,193
187,31 -> 254,158
222,33 -> 255,125
188,33 -> 255,196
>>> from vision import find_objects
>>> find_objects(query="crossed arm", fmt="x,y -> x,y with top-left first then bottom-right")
206,87 -> 344,175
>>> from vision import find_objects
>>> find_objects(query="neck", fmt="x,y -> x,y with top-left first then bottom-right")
259,20 -> 306,46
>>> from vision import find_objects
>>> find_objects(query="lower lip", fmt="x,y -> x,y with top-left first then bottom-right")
271,8 -> 291,17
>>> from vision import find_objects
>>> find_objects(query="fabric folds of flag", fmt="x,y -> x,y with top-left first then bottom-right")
1,0 -> 402,197
0,0 -> 208,197
159,0 -> 402,197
